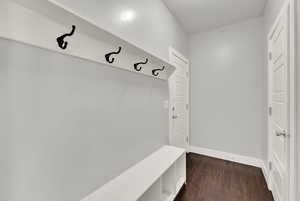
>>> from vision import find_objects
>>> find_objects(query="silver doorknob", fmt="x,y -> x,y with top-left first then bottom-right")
275,130 -> 289,137
172,115 -> 178,119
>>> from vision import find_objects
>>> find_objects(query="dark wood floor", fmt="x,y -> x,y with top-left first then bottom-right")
175,153 -> 274,201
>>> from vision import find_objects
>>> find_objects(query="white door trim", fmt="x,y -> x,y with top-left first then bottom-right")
267,1 -> 296,201
168,47 -> 190,150
288,1 -> 296,201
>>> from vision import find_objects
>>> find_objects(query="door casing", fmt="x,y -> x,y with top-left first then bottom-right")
168,47 -> 190,150
267,1 -> 296,201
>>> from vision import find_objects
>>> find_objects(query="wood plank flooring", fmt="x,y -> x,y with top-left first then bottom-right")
175,153 -> 274,201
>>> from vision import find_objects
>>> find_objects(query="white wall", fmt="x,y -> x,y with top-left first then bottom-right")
0,1 -> 188,201
297,1 -> 299,200
189,18 -> 266,159
0,41 -> 12,200
0,38 -> 168,201
55,0 -> 188,60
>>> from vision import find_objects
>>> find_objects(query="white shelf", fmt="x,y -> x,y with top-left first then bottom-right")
138,179 -> 161,201
161,193 -> 174,201
0,0 -> 175,80
175,154 -> 186,185
174,154 -> 186,196
162,165 -> 176,195
175,177 -> 185,195
81,146 -> 185,201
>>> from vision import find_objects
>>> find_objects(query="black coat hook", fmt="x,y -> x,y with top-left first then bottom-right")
105,46 -> 122,64
56,25 -> 76,50
152,66 -> 165,76
134,58 -> 148,72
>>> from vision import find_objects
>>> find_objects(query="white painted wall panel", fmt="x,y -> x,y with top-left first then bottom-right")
0,38 -> 168,201
189,18 -> 266,159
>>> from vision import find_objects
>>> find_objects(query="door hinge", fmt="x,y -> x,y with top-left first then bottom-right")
268,107 -> 272,116
269,52 -> 272,61
269,161 -> 272,170
186,136 -> 189,143
186,104 -> 189,110
186,72 -> 189,78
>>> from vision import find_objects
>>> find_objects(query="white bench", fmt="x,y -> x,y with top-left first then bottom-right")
81,146 -> 186,201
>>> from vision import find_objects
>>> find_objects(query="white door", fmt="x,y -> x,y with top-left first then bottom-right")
169,48 -> 189,150
268,5 -> 290,201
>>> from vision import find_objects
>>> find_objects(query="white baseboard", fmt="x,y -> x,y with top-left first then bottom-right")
261,162 -> 271,190
189,146 -> 264,168
189,146 -> 271,190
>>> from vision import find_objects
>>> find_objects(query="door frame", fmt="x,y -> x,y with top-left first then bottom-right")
168,47 -> 190,150
267,0 -> 296,201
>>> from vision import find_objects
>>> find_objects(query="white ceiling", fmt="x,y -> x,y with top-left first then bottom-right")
162,0 -> 268,33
